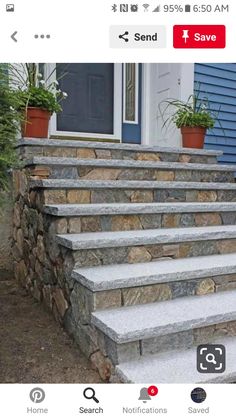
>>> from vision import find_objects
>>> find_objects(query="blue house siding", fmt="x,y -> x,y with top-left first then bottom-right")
194,63 -> 236,163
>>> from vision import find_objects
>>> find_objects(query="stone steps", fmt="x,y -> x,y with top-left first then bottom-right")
18,138 -> 222,164
44,202 -> 236,232
13,139 -> 236,383
44,202 -> 236,216
57,225 -> 236,250
55,225 -> 236,269
30,179 -> 236,205
26,156 -> 236,182
115,336 -> 236,383
70,253 -> 236,310
29,156 -> 236,172
91,289 -> 236,344
72,252 -> 236,292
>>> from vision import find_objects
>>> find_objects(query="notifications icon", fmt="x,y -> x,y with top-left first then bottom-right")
138,385 -> 158,403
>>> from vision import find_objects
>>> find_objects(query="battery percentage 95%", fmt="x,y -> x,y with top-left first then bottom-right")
163,5 -> 184,12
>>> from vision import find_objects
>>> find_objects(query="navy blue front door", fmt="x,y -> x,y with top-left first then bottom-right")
122,64 -> 142,144
57,64 -> 114,135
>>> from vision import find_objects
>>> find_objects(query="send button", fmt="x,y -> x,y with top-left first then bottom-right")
110,26 -> 166,48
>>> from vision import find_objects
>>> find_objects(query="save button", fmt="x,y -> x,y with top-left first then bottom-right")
173,25 -> 226,49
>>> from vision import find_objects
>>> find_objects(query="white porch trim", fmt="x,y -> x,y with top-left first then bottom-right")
46,64 -> 122,141
180,63 -> 195,102
141,64 -> 151,145
141,63 -> 195,147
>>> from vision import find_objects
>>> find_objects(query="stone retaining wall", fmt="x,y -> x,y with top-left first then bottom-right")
0,186 -> 13,274
12,168 -> 113,380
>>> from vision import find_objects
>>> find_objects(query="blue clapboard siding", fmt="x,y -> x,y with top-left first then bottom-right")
194,63 -> 236,164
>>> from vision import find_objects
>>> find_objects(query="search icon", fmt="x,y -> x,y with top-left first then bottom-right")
205,353 -> 217,365
83,387 -> 99,404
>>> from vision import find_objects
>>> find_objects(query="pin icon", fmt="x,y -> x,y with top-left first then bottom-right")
182,29 -> 189,44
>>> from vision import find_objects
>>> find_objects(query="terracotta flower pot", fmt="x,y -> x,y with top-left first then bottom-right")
22,107 -> 51,138
181,126 -> 206,149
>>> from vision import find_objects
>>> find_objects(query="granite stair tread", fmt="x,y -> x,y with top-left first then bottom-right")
26,156 -> 236,172
30,179 -> 236,190
72,252 -> 236,291
44,201 -> 236,216
56,224 -> 236,250
116,336 -> 236,383
91,289 -> 236,343
18,138 -> 223,156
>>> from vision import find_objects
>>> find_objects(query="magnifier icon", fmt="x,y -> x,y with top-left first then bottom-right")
83,387 -> 99,404
205,353 -> 217,365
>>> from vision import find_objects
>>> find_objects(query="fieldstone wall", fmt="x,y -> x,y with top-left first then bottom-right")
0,185 -> 13,275
12,168 -> 113,380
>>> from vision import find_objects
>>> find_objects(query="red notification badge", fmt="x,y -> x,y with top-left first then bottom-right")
147,385 -> 158,397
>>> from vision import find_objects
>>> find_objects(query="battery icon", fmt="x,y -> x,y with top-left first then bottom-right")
185,4 -> 191,12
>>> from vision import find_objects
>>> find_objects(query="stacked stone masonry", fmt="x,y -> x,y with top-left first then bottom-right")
13,139 -> 236,383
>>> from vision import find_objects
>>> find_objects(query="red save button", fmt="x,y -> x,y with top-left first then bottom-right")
173,25 -> 226,48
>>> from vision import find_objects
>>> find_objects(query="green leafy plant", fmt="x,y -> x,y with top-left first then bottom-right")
8,63 -> 68,114
17,86 -> 63,114
0,66 -> 20,195
160,94 -> 217,130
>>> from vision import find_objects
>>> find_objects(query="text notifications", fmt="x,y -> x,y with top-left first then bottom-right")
173,25 -> 226,49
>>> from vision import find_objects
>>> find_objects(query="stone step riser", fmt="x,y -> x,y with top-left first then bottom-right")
37,188 -> 236,206
45,211 -> 236,234
116,335 -> 236,383
28,165 -> 235,183
70,238 -> 236,269
98,319 -> 236,365
72,272 -> 236,315
20,145 -> 219,164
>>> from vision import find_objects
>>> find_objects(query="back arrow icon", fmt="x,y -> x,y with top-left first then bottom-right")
11,31 -> 18,42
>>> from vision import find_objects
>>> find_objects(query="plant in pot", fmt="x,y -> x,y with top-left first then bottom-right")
160,94 -> 216,149
9,64 -> 68,138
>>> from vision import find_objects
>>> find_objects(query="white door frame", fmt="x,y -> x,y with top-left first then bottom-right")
141,64 -> 151,145
46,64 -> 122,141
141,63 -> 195,146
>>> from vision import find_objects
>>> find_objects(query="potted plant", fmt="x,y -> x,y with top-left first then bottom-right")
160,94 -> 216,149
9,64 -> 67,138
18,85 -> 67,138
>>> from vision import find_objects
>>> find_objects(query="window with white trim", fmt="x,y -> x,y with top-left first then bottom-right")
123,63 -> 139,124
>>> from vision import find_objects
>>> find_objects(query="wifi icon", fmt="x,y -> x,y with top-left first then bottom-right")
143,3 -> 150,11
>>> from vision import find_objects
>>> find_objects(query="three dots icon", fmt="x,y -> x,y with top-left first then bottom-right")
34,34 -> 51,39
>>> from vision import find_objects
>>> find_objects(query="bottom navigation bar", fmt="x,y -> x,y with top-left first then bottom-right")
0,384 -> 234,418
